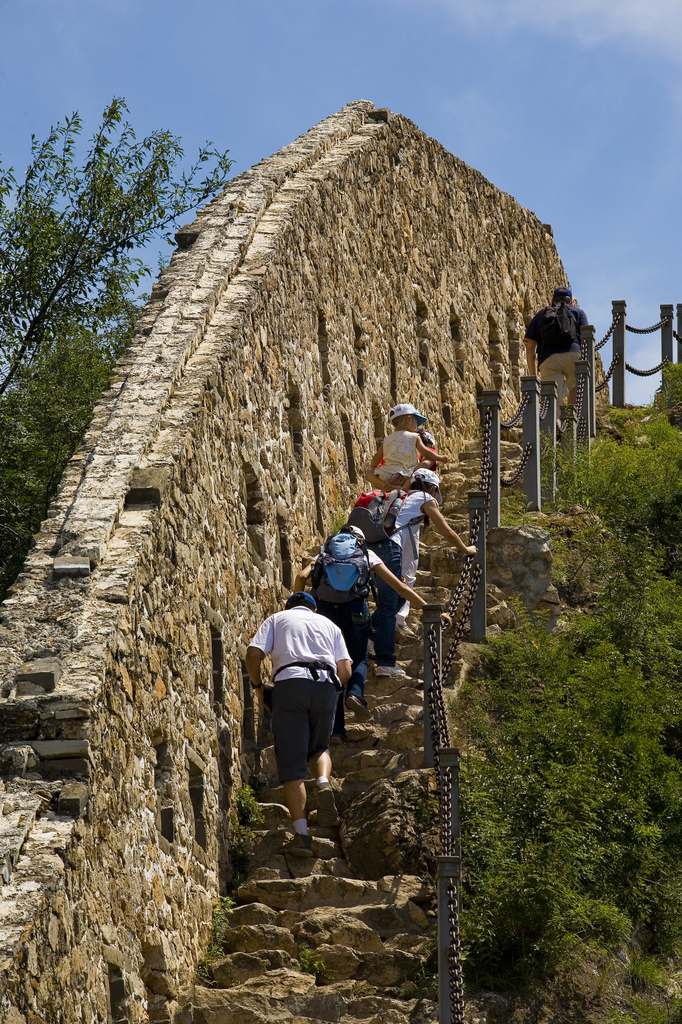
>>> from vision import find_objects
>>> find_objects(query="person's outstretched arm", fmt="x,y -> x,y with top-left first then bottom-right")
415,437 -> 449,462
372,561 -> 452,626
369,444 -> 384,471
245,646 -> 265,689
423,499 -> 477,556
293,560 -> 314,593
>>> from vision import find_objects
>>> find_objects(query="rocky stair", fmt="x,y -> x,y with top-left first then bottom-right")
187,451 -> 517,1024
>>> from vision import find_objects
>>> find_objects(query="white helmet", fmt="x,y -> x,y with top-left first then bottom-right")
412,468 -> 443,505
338,524 -> 366,541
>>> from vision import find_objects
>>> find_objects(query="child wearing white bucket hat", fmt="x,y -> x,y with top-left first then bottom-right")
365,403 -> 449,491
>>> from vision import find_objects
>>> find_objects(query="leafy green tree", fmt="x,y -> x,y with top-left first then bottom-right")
0,99 -> 233,598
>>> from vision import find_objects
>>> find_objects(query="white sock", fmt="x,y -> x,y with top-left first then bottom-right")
317,776 -> 329,787
293,818 -> 308,835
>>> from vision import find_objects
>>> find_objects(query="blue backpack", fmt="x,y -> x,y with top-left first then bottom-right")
310,534 -> 373,604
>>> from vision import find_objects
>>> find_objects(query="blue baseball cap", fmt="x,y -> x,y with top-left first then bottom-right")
285,591 -> 317,611
553,286 -> 572,301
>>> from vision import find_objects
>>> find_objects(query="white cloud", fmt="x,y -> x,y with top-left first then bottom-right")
392,0 -> 682,57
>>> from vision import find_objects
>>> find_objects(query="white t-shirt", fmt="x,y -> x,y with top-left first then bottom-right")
381,430 -> 420,476
249,607 -> 350,683
392,490 -> 436,551
366,549 -> 384,570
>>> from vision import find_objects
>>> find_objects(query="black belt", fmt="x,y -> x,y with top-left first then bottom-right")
272,660 -> 342,691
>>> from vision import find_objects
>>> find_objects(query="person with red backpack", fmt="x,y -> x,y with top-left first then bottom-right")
524,286 -> 588,416
347,484 -> 473,679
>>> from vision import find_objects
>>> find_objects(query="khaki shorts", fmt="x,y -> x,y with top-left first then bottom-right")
540,350 -> 580,402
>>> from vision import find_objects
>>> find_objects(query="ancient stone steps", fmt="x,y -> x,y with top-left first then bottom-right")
190,521 -> 507,1021
0,790 -> 41,886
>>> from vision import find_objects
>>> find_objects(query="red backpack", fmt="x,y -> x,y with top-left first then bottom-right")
347,489 -> 407,543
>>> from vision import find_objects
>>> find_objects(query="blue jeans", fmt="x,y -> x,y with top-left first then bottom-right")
367,538 -> 402,667
317,597 -> 369,739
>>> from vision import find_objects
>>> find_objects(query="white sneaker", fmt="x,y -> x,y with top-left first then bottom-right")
374,665 -> 409,679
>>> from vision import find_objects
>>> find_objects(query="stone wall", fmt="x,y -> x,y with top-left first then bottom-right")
0,100 -> 567,1023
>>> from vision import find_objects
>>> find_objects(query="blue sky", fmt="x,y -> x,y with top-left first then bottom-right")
1,0 -> 680,403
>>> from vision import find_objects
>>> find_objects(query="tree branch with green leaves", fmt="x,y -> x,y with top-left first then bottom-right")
0,96 -> 234,395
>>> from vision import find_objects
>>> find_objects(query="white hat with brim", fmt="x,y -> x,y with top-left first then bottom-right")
412,467 -> 442,504
389,403 -> 427,426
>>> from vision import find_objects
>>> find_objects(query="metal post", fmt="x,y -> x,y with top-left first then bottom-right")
677,304 -> 682,364
540,380 -> 557,504
575,361 -> 591,449
437,746 -> 461,1023
468,491 -> 486,642
580,325 -> 596,437
661,304 -> 674,365
481,390 -> 500,529
422,604 -> 442,769
437,856 -> 459,1024
521,376 -> 541,512
612,300 -> 626,408
439,748 -> 461,852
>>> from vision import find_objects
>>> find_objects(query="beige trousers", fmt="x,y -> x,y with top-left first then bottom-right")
540,350 -> 580,403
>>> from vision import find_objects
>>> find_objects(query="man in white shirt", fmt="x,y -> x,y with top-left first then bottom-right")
246,592 -> 352,857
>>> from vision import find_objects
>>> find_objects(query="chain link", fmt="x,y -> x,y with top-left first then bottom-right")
674,329 -> 682,345
500,392 -> 529,430
478,406 -> 492,520
595,351 -> 620,392
500,443 -> 532,487
575,369 -> 588,443
596,312 -> 620,351
625,316 -> 671,335
625,358 -> 668,377
539,396 -> 550,420
424,405 -> 493,1023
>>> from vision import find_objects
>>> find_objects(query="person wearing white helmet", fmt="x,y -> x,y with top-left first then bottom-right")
393,468 -> 477,633
294,522 -> 451,740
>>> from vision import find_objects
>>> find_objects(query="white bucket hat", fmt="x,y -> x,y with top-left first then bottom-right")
412,467 -> 442,504
389,403 -> 427,426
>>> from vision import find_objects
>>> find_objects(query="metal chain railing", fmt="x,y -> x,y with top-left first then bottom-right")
596,312 -> 620,351
500,392 -> 529,430
575,370 -> 588,443
421,405 -> 494,1024
625,317 -> 671,335
625,358 -> 669,377
479,406 -> 492,519
539,396 -> 550,420
595,351 -> 620,392
427,628 -> 467,1024
674,329 -> 682,345
500,443 -> 532,487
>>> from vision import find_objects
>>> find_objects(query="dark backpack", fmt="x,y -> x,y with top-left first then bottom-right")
310,533 -> 373,604
539,302 -> 577,352
347,489 -> 407,543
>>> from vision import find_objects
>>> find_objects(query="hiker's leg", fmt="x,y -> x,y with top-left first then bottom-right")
273,679 -> 313,823
317,600 -> 349,739
307,684 -> 338,769
540,354 -> 567,425
561,351 -> 579,407
365,468 -> 389,491
344,598 -> 370,701
396,542 -> 418,628
369,539 -> 403,667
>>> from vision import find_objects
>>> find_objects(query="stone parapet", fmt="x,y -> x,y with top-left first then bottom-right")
0,100 -> 565,1022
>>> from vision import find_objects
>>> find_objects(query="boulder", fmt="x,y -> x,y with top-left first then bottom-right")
340,770 -> 438,880
210,949 -> 297,987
